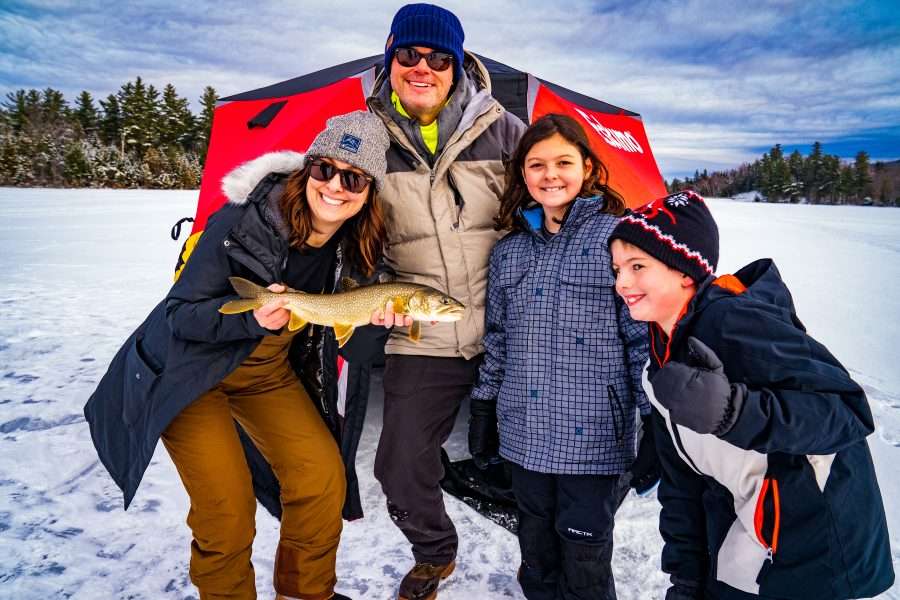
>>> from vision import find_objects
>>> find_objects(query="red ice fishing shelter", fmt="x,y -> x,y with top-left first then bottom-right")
189,53 -> 666,235
178,54 -> 669,528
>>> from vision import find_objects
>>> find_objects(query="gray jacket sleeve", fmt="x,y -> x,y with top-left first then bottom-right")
470,246 -> 506,403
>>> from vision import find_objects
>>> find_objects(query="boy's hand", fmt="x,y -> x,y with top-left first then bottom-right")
650,337 -> 745,436
629,414 -> 660,495
665,579 -> 704,600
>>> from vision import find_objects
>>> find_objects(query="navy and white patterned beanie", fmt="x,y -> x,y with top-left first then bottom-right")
609,190 -> 719,282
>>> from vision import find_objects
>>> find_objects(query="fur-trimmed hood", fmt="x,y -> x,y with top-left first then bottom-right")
221,150 -> 306,205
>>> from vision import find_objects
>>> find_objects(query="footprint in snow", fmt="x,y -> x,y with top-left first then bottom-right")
0,414 -> 83,434
2,372 -> 39,383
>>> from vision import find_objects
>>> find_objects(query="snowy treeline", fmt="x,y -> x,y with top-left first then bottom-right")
0,79 -> 217,189
669,143 -> 900,206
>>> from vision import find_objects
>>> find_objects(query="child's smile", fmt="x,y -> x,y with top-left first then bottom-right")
522,133 -> 592,231
610,239 -> 696,335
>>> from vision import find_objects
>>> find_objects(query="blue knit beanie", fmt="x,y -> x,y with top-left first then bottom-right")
384,3 -> 465,83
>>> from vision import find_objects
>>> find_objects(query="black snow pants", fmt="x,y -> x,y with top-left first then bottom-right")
374,354 -> 481,564
510,463 -> 621,600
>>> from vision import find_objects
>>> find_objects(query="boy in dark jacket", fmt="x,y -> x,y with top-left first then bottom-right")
607,190 -> 894,599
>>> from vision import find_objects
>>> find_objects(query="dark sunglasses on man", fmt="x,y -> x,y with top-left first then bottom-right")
308,158 -> 373,194
393,47 -> 454,72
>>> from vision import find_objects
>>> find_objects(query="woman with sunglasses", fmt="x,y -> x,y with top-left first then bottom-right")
85,111 -> 390,600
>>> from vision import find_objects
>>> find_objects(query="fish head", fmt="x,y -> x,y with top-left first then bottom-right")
406,289 -> 466,322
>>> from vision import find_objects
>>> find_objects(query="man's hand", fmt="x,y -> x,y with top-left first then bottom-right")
252,283 -> 290,331
650,337 -> 745,436
370,300 -> 414,328
369,301 -> 437,327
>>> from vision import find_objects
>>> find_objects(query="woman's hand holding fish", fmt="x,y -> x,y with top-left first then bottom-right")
253,283 -> 290,331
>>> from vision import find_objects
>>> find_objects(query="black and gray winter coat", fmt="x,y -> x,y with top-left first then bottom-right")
647,259 -> 893,599
84,151 -> 387,521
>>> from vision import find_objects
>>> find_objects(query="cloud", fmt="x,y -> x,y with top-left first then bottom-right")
1,0 -> 898,179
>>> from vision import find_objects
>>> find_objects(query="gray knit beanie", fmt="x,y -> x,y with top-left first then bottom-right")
304,111 -> 390,192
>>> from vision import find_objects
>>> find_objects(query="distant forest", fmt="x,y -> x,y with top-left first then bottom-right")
3,80 -> 898,206
669,143 -> 900,206
0,79 -> 218,189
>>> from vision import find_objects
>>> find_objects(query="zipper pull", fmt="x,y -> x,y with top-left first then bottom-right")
765,547 -> 774,563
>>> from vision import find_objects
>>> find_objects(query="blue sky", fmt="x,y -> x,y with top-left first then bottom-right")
2,0 -> 898,179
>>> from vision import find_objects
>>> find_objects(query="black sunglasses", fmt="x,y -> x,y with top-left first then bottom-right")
393,47 -> 454,72
308,158 -> 373,194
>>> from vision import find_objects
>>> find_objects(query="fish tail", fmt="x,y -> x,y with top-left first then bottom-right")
219,299 -> 263,314
228,276 -> 267,299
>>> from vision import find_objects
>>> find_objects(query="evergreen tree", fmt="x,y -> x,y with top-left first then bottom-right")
36,88 -> 69,130
159,84 -> 196,151
118,77 -> 161,156
758,153 -> 772,200
838,165 -> 855,204
198,86 -> 218,164
820,154 -> 841,203
768,144 -> 791,201
73,91 -> 99,137
98,94 -> 122,147
804,141 -> 824,203
853,151 -> 871,200
2,90 -> 31,133
785,150 -> 804,201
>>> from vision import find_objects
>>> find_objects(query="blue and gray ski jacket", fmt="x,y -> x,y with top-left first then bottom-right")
470,196 -> 650,475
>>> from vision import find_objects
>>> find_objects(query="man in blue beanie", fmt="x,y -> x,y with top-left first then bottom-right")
367,4 -> 525,599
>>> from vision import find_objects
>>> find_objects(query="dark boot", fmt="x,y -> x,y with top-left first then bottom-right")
559,538 -> 616,600
397,560 -> 456,600
517,510 -> 562,600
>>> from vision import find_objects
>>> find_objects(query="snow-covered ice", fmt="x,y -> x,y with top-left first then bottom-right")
0,188 -> 898,599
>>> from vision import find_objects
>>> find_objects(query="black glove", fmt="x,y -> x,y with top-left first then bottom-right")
468,397 -> 500,470
629,413 -> 660,495
665,580 -> 704,600
650,337 -> 745,436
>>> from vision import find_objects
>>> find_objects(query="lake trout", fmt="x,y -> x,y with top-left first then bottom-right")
218,276 -> 466,347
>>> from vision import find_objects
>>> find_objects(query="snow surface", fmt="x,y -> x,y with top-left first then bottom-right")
0,188 -> 898,599
729,191 -> 764,203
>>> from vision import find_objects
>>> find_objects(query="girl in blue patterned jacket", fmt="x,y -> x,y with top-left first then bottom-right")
468,113 -> 652,600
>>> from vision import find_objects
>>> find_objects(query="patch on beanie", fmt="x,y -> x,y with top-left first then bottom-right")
339,133 -> 362,154
666,192 -> 691,207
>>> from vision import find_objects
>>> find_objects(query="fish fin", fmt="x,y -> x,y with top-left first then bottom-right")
391,297 -> 409,314
228,276 -> 267,299
219,299 -> 262,314
340,277 -> 360,290
409,320 -> 421,342
288,312 -> 308,332
333,323 -> 355,347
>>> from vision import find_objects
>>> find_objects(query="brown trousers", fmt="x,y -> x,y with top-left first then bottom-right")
162,331 -> 345,600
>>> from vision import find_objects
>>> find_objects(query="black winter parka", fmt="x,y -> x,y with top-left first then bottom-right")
647,259 -> 893,599
84,158 -> 387,520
